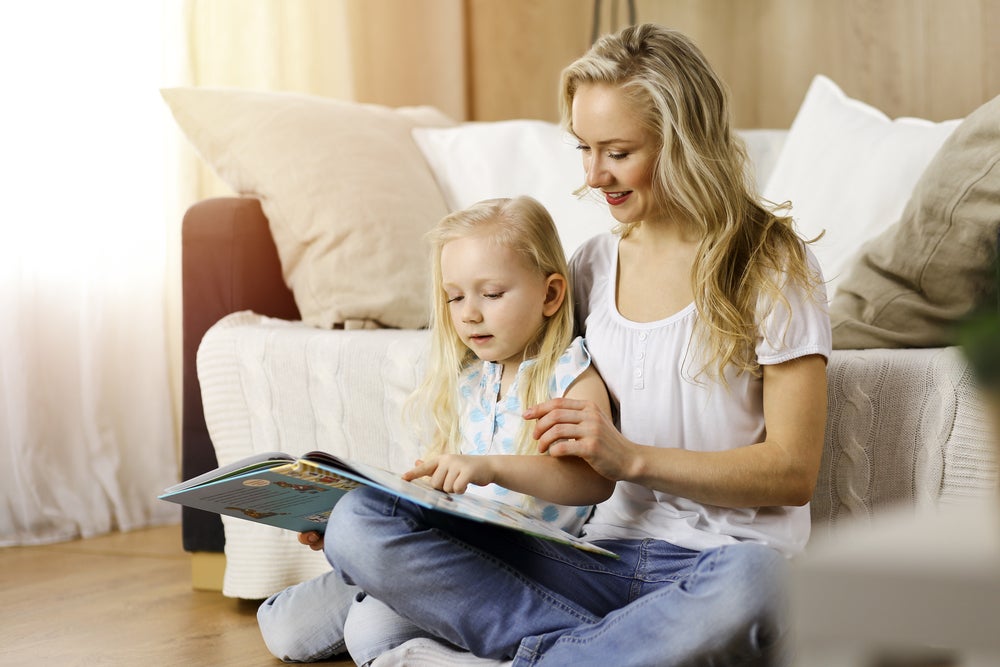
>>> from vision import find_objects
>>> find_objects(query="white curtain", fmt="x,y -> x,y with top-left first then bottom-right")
0,0 -> 466,546
0,1 -> 181,545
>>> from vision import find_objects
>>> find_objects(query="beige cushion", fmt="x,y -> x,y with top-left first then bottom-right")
162,87 -> 455,329
830,94 -> 1000,349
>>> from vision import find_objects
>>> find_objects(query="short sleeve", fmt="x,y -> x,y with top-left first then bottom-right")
756,249 -> 833,365
550,337 -> 593,397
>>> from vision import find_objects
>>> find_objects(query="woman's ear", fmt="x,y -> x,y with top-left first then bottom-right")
542,273 -> 567,317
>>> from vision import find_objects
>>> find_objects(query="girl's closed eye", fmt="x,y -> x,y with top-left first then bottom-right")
483,292 -> 505,300
446,295 -> 464,304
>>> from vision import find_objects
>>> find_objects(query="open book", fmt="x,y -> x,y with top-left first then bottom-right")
159,451 -> 616,558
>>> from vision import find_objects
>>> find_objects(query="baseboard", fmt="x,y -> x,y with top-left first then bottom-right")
191,551 -> 226,592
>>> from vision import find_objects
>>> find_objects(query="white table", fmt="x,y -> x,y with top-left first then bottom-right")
791,496 -> 1000,667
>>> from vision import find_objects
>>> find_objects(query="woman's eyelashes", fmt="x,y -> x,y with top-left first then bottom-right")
574,143 -> 629,160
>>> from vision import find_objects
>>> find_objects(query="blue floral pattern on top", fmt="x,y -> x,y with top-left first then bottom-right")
456,337 -> 594,536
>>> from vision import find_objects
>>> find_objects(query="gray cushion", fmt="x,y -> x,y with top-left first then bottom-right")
830,94 -> 1000,349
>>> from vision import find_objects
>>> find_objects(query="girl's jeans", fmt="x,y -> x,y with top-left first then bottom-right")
257,569 -> 356,662
327,486 -> 791,667
257,559 -> 429,664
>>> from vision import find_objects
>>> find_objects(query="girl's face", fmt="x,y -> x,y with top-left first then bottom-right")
571,83 -> 660,225
440,234 -> 561,374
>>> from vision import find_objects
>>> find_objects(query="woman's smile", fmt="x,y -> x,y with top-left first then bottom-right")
604,190 -> 632,206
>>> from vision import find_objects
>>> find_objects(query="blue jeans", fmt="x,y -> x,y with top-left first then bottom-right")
257,570 -> 356,662
257,569 -> 430,664
327,486 -> 791,666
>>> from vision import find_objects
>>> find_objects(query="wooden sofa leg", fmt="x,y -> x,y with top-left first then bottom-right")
191,552 -> 227,592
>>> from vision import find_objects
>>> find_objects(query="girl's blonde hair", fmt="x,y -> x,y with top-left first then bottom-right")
414,196 -> 574,457
559,23 -> 821,381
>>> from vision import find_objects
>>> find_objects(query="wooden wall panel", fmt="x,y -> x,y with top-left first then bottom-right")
466,0 -> 591,121
465,0 -> 1000,127
347,0 -> 467,120
920,0 -> 987,120
988,1 -> 1000,98
638,0 -> 1000,126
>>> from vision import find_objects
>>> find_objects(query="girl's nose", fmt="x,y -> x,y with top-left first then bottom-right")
462,301 -> 482,323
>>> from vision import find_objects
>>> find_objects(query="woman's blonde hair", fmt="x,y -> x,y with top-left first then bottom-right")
559,23 -> 821,381
414,196 -> 574,456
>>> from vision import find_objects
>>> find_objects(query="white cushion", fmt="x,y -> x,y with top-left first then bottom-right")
762,75 -> 961,292
739,128 -> 787,188
412,120 -> 616,260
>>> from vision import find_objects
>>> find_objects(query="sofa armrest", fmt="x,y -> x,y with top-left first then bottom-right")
181,196 -> 300,552
813,346 -> 997,540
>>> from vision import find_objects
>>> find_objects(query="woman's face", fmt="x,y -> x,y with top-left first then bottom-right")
571,83 -> 660,225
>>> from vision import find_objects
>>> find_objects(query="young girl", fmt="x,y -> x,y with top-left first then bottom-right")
325,24 -> 831,667
257,195 -> 613,665
399,195 -> 613,509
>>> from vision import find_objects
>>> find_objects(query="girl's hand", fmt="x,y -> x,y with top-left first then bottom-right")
403,454 -> 497,494
524,397 -> 638,482
298,530 -> 324,551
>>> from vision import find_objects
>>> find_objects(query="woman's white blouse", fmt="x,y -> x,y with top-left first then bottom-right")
570,233 -> 832,556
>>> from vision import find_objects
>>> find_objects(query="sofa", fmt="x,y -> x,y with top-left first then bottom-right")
168,75 -> 1000,601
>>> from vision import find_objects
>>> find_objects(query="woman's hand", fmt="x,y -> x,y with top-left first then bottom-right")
524,397 -> 638,482
298,530 -> 324,551
403,455 -> 497,494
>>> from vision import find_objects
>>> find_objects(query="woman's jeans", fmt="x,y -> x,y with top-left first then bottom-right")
327,486 -> 791,667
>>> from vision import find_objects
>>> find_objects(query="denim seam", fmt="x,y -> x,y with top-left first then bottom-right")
539,582 -> 670,650
513,590 -> 676,666
628,538 -> 649,601
516,538 -> 630,577
524,547 -> 725,655
434,526 -> 600,625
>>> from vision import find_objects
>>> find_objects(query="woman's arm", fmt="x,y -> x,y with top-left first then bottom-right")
530,354 -> 828,508
404,365 -> 616,505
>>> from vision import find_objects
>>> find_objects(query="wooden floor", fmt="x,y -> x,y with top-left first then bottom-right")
1,523 -> 355,666
3,521 -> 981,666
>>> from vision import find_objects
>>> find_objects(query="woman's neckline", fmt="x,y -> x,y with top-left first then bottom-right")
609,236 -> 696,327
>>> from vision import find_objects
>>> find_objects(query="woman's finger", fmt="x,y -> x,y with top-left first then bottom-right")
536,421 -> 582,449
523,397 -> 584,420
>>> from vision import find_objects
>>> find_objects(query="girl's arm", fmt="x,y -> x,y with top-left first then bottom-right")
404,365 -> 616,506
529,354 -> 828,508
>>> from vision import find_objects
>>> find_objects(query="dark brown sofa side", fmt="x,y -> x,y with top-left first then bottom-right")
181,196 -> 300,553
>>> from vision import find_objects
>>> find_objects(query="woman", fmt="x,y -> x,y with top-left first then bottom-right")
327,24 -> 831,666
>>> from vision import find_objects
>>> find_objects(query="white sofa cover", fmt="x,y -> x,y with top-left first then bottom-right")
199,312 -> 996,598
